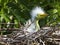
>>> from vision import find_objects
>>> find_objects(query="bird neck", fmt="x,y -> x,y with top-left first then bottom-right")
33,19 -> 40,31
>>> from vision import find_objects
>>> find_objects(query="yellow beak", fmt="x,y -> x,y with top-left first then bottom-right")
40,13 -> 47,16
36,13 -> 48,19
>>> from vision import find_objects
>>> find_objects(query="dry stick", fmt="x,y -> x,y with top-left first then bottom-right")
0,23 -> 21,31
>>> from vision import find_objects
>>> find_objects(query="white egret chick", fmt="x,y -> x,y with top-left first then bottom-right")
24,6 -> 47,34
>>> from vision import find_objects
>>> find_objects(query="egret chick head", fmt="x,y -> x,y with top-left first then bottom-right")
30,6 -> 46,20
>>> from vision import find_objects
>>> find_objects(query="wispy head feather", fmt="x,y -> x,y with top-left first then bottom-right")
30,6 -> 45,20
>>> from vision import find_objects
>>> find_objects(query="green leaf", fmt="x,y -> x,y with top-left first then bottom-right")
1,9 -> 10,22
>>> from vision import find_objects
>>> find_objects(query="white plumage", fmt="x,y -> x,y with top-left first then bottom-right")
24,6 -> 46,34
30,6 -> 45,21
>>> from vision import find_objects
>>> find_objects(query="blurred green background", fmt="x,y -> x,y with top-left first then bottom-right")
0,0 -> 60,34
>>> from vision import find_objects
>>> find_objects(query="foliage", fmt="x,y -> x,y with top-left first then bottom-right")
0,0 -> 60,28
